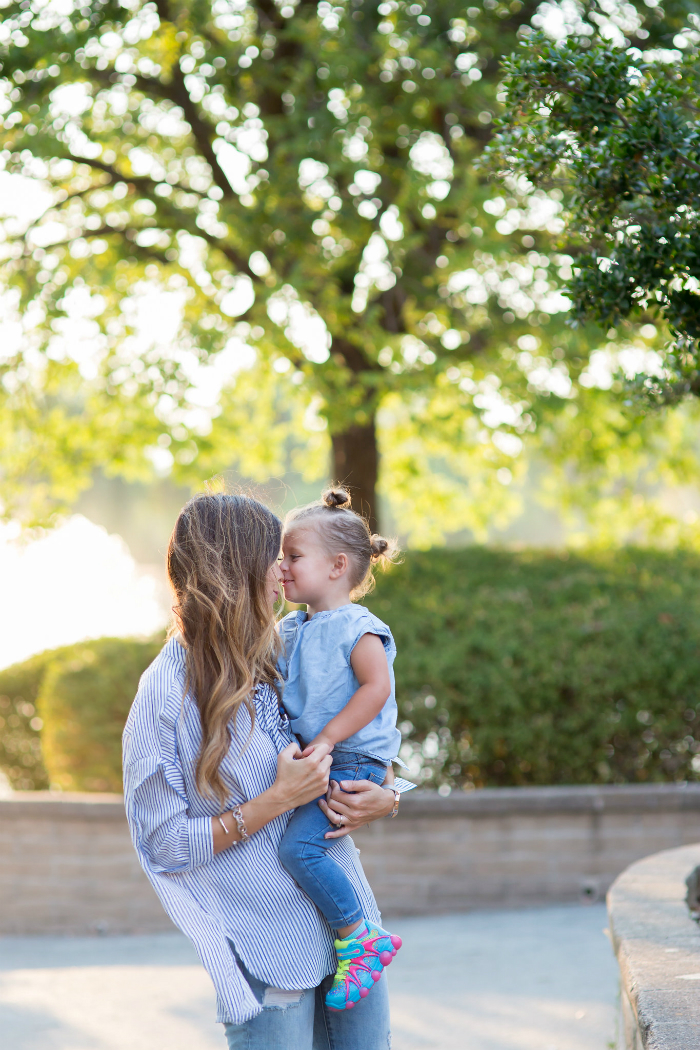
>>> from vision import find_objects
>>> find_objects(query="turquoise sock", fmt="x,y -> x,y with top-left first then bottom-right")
340,920 -> 367,941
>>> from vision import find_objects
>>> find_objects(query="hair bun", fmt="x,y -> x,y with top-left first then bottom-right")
370,535 -> 389,557
322,487 -> 352,510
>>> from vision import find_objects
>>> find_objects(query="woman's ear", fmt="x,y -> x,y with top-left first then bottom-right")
329,552 -> 349,580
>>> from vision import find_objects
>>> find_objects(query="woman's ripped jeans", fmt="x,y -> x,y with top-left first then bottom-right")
223,948 -> 391,1050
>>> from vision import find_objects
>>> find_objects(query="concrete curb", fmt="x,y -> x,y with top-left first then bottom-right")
607,842 -> 700,1049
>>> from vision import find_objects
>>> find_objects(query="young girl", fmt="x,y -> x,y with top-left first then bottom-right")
277,487 -> 405,1014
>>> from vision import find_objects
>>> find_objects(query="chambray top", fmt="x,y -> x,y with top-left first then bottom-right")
277,604 -> 401,764
122,638 -> 380,1025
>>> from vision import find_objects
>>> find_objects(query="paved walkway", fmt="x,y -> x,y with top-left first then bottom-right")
0,904 -> 618,1050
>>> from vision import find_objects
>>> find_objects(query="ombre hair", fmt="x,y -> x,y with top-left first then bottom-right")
167,492 -> 281,803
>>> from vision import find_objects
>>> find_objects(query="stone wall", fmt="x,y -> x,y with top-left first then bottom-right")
2,784 -> 700,934
355,783 -> 700,915
0,792 -> 170,935
607,842 -> 700,1049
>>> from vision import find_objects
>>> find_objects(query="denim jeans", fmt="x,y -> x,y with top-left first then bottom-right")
278,749 -> 389,929
223,952 -> 391,1049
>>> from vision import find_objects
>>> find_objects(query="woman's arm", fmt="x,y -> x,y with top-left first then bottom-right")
212,741 -> 331,854
131,742 -> 332,870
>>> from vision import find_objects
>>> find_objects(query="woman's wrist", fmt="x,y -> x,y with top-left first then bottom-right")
248,784 -> 289,824
381,784 -> 400,818
255,781 -> 293,818
214,789 -> 288,853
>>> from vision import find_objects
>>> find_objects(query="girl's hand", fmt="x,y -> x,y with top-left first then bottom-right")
272,741 -> 332,810
319,779 -> 394,838
300,734 -> 334,758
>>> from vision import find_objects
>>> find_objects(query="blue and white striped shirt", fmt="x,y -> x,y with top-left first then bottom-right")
122,638 -> 381,1025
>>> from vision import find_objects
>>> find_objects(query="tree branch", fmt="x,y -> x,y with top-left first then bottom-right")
148,0 -> 233,200
55,150 -> 205,198
195,226 -> 257,280
331,334 -> 381,375
14,224 -> 156,256
18,184 -> 102,240
543,77 -> 700,175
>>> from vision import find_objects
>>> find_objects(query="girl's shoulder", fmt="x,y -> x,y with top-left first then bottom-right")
322,604 -> 395,652
349,605 -> 395,651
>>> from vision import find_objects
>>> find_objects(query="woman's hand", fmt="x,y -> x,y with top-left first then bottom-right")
319,779 -> 394,839
213,742 -> 332,854
271,741 -> 332,810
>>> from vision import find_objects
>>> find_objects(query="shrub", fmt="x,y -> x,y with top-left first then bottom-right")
0,652 -> 52,790
363,547 -> 700,790
38,637 -> 163,792
0,636 -> 163,792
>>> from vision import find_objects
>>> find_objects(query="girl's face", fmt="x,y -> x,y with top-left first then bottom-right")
266,556 -> 283,608
279,528 -> 338,606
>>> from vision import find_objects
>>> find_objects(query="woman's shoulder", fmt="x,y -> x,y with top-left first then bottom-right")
124,639 -> 189,745
123,640 -> 193,802
252,680 -> 283,731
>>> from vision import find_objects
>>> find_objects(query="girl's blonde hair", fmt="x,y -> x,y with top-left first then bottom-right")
167,492 -> 281,803
285,486 -> 400,600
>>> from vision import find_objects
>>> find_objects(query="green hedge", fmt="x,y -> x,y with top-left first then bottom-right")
3,547 -> 700,793
0,652 -> 52,790
38,637 -> 164,792
363,548 -> 700,789
0,637 -> 162,792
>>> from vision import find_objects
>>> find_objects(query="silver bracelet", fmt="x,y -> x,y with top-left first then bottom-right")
232,804 -> 250,842
218,815 -> 232,837
382,785 -> 400,818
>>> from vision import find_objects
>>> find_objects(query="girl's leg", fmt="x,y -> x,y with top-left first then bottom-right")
279,755 -> 388,933
279,797 -> 363,931
223,957 -> 315,1050
313,969 -> 391,1050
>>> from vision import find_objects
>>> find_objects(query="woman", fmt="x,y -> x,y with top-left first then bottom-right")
123,492 -> 397,1049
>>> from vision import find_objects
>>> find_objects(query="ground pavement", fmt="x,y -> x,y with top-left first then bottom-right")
0,904 -> 618,1050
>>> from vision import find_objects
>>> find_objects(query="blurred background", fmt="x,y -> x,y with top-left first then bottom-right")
2,0 -> 700,797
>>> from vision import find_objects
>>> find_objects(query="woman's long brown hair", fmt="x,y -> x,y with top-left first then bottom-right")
167,493 -> 281,803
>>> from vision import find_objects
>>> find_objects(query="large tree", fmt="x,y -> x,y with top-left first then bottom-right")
0,0 -> 690,528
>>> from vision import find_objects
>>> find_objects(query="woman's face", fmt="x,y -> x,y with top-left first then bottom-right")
266,555 -> 284,608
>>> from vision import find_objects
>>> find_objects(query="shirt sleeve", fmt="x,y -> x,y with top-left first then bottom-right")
348,609 -> 395,657
129,763 -> 214,874
122,674 -> 214,876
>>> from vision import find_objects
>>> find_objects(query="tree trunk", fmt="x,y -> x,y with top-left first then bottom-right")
331,416 -> 379,533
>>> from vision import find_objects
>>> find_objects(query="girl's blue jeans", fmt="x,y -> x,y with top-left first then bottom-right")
223,951 -> 391,1049
278,749 -> 389,929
